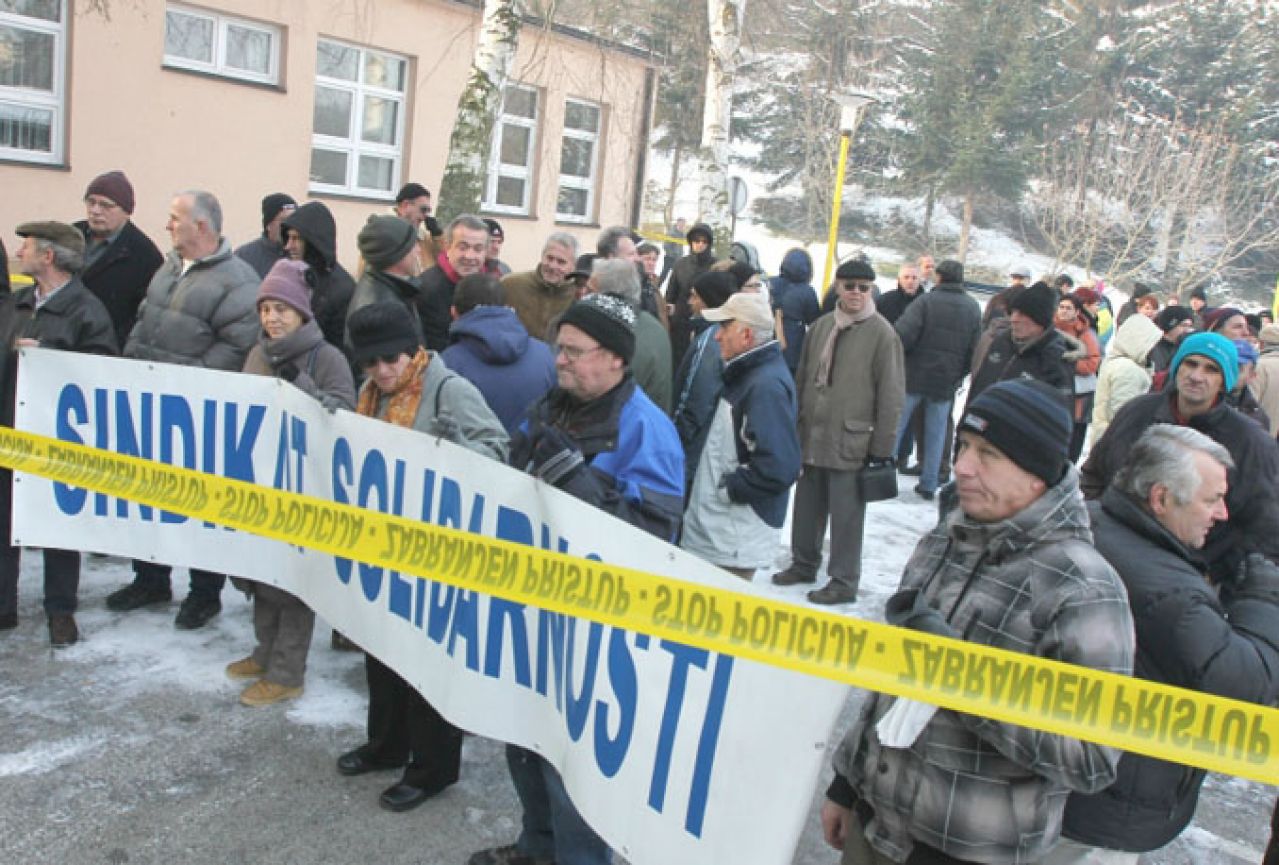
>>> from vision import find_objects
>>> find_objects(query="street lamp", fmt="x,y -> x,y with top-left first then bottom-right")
821,92 -> 878,294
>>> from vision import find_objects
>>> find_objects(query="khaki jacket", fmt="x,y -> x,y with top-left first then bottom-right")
794,311 -> 904,470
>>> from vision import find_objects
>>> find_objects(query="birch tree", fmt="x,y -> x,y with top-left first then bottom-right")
697,0 -> 745,249
437,0 -> 522,224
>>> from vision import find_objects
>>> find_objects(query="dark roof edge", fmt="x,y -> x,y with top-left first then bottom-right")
443,0 -> 660,64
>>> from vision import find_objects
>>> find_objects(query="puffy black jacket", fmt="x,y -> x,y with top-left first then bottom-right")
1062,489 -> 1279,851
74,219 -> 164,348
895,281 -> 982,400
876,284 -> 920,325
280,202 -> 355,352
1081,391 -> 1279,581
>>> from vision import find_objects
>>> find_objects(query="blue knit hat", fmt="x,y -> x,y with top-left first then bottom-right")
959,379 -> 1073,486
1169,332 -> 1238,393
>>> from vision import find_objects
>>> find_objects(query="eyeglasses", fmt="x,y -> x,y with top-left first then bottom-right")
840,280 -> 875,293
85,196 -> 120,211
362,354 -> 403,369
554,343 -> 603,362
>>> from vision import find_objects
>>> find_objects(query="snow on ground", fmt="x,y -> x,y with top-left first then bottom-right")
0,482 -> 1272,863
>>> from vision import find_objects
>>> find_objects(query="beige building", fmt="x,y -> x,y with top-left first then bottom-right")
0,0 -> 655,271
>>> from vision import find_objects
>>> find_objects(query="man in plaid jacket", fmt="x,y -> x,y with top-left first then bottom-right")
821,379 -> 1135,865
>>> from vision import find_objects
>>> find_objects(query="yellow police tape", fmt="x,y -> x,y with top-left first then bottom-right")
0,425 -> 1275,786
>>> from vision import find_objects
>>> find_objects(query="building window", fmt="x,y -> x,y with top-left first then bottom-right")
309,38 -> 407,198
557,98 -> 602,223
163,3 -> 281,86
483,84 -> 539,215
0,0 -> 66,164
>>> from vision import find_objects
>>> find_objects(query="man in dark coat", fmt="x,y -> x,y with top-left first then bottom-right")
892,259 -> 981,500
1082,332 -> 1279,583
441,273 -> 555,433
1056,425 -> 1279,862
664,222 -> 717,372
74,170 -> 164,347
3,221 -> 117,647
417,214 -> 489,351
346,215 -> 424,347
1147,305 -> 1195,374
875,261 -> 922,326
234,192 -> 296,278
281,201 -> 355,351
967,280 -> 1072,409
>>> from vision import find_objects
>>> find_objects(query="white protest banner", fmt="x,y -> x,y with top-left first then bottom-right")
13,349 -> 849,865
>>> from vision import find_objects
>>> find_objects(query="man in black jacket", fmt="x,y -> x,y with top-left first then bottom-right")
417,214 -> 488,351
3,221 -> 117,647
1082,332 -> 1279,582
281,201 -> 355,352
893,259 -> 981,499
1054,424 -> 1279,862
234,192 -> 296,278
967,280 -> 1071,410
665,222 -> 717,370
74,170 -> 163,348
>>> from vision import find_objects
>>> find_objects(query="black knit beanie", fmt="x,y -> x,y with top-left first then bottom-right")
691,271 -> 737,310
1009,282 -> 1056,330
959,379 -> 1072,486
558,294 -> 636,363
347,302 -> 421,366
359,215 -> 418,270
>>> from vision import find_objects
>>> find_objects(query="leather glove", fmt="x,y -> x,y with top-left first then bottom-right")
884,589 -> 958,639
276,362 -> 300,382
423,215 -> 444,238
531,425 -> 585,487
1231,553 -> 1279,604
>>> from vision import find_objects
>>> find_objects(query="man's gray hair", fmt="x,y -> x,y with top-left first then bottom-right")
596,225 -> 633,259
446,214 -> 489,244
1114,424 -> 1234,506
33,238 -> 83,274
178,190 -> 222,234
543,231 -> 579,259
592,258 -> 641,307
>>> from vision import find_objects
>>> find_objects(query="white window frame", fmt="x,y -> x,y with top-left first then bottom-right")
0,0 -> 67,165
309,38 -> 407,199
556,97 -> 602,223
483,83 -> 540,216
162,3 -> 281,86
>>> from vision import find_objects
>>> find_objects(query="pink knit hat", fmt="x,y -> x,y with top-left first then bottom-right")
257,259 -> 313,321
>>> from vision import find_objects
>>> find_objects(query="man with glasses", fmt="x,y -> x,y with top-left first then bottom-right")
772,259 -> 904,605
471,292 -> 683,865
74,170 -> 164,347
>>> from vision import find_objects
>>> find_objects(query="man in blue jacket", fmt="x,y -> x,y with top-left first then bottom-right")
470,293 -> 684,865
680,291 -> 799,577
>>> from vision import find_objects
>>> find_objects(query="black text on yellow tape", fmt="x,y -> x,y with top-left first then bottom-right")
1,427 -> 1275,786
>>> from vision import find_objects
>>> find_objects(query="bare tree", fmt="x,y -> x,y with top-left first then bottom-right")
1029,111 -> 1279,297
696,0 -> 746,247
436,0 -> 521,224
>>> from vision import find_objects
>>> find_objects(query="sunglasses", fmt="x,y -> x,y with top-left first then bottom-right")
841,280 -> 875,293
362,353 -> 403,369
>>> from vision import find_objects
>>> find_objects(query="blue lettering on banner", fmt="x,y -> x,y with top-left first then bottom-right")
331,436 -> 354,584
52,385 -> 264,523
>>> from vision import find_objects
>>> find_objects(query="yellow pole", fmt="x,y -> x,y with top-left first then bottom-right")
822,130 -> 852,296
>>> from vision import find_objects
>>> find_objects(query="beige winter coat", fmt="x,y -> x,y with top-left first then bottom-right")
1090,313 -> 1162,444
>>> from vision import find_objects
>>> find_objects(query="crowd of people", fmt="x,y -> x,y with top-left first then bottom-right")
2,171 -> 1278,865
